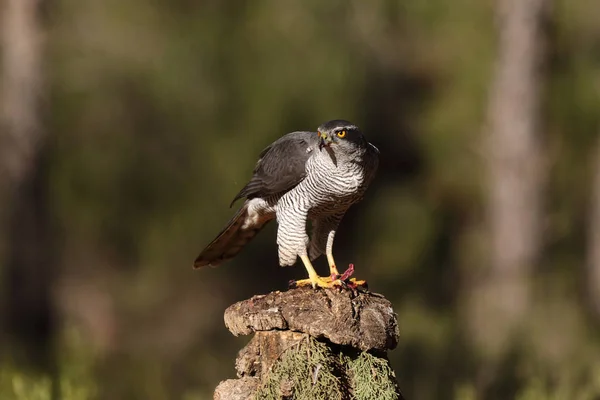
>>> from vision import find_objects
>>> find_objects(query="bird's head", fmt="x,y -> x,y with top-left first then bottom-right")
317,120 -> 366,154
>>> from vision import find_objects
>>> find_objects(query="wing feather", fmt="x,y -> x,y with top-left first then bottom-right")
230,131 -> 316,207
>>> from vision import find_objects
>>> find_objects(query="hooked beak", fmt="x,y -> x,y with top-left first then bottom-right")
318,131 -> 333,150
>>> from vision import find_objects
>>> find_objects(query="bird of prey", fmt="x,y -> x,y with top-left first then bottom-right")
194,120 -> 379,288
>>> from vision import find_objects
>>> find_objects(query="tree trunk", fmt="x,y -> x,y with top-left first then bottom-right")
0,0 -> 57,379
0,0 -> 44,187
469,0 -> 548,357
215,287 -> 404,400
588,136 -> 600,320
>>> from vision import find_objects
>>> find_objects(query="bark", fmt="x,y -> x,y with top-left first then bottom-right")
215,287 -> 403,400
470,0 -> 548,356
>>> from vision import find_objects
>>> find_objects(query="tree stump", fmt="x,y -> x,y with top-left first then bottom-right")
214,286 -> 404,400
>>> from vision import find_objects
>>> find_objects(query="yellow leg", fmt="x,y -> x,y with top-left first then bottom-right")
326,247 -> 366,288
327,252 -> 340,277
293,255 -> 342,289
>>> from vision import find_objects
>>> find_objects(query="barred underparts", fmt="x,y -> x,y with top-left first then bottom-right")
194,120 -> 379,289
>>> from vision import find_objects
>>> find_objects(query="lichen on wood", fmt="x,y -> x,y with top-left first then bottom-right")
214,287 -> 404,400
253,335 -> 344,400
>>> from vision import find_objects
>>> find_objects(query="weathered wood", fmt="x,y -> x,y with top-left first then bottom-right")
236,331 -> 308,381
214,377 -> 260,400
224,286 -> 399,352
215,287 -> 403,400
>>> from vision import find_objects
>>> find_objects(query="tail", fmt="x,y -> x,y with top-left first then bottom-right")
194,201 -> 271,268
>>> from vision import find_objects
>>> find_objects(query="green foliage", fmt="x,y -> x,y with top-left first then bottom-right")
454,369 -> 600,400
0,369 -> 53,400
0,365 -> 96,400
0,329 -> 98,400
515,376 -> 600,400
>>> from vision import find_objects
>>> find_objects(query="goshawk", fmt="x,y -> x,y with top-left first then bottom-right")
194,120 -> 379,288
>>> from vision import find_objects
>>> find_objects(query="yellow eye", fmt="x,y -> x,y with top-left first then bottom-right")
337,130 -> 347,138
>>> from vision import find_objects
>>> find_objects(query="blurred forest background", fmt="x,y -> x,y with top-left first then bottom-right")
1,0 -> 600,399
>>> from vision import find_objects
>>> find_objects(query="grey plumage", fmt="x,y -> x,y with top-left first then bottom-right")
229,131 -> 318,207
194,120 -> 379,286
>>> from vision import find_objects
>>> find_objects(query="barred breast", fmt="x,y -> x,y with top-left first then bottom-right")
300,145 -> 377,216
271,141 -> 378,266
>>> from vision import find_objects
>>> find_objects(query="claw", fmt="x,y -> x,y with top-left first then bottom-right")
291,259 -> 366,290
291,276 -> 343,289
346,277 -> 367,290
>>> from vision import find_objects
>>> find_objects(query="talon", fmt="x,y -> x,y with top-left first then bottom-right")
347,277 -> 367,290
293,276 -> 344,289
296,255 -> 344,289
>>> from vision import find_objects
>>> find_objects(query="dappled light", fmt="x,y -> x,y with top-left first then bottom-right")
1,0 -> 600,399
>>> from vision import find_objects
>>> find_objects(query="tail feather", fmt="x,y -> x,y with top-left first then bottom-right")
194,201 -> 270,268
